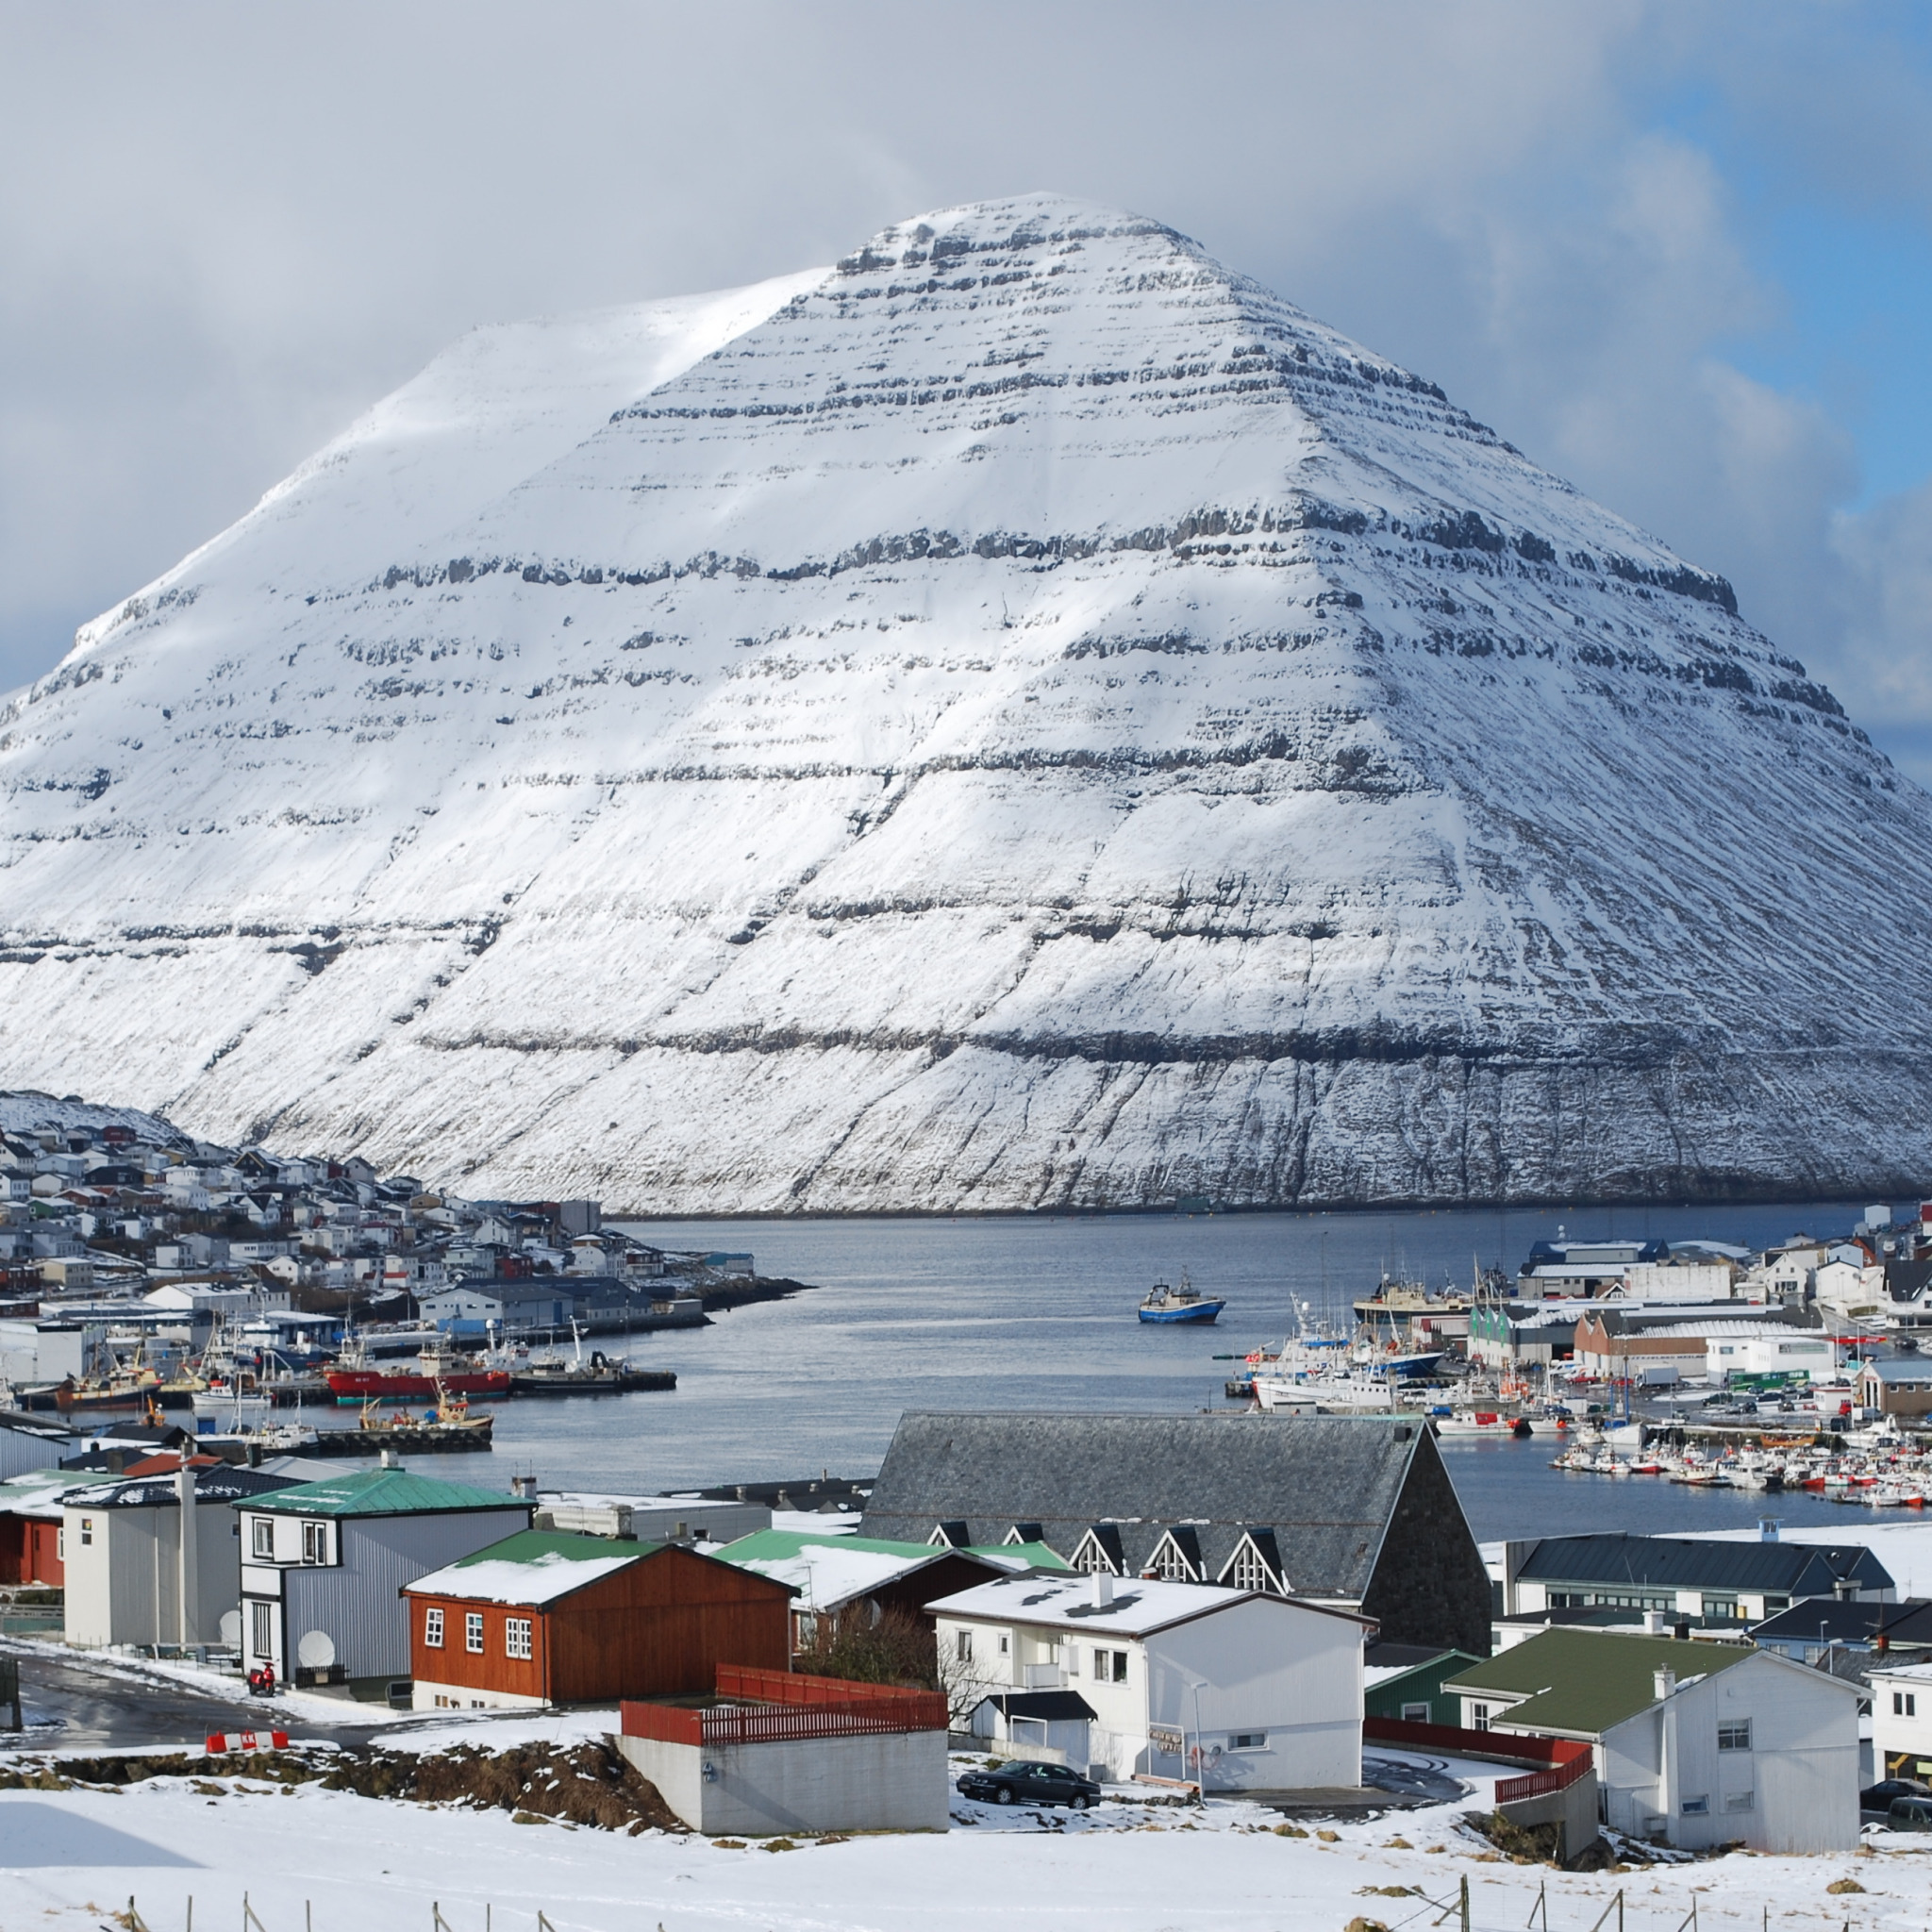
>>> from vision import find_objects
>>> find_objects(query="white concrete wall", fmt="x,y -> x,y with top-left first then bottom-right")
615,1727 -> 949,1835
1871,1670 -> 1932,1777
412,1677 -> 546,1712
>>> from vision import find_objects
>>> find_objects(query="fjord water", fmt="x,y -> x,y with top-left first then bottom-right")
448,1198 -> 1875,1540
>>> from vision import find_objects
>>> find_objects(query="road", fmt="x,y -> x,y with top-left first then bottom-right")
0,1641 -> 398,1755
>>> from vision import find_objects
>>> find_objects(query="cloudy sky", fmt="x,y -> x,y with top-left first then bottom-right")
6,2 -> 1931,771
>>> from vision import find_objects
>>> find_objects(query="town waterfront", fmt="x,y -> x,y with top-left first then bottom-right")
400,1196 -> 1881,1536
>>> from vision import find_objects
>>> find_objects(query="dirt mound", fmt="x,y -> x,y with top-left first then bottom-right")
17,1740 -> 680,1832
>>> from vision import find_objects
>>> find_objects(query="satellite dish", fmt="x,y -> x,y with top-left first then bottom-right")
297,1629 -> 336,1670
218,1611 -> 242,1646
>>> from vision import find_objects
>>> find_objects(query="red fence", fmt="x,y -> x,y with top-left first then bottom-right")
1364,1714 -> 1591,1777
623,1665 -> 948,1748
1494,1746 -> 1593,1807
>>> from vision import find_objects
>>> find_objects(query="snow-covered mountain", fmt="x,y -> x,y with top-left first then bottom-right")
4,193 -> 1928,1211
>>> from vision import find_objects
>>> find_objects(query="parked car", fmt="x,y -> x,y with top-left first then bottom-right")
1860,1777 -> 1930,1813
957,1759 -> 1103,1809
1887,1795 -> 1932,1832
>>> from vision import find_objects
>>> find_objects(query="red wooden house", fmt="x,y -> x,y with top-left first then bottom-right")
402,1529 -> 792,1710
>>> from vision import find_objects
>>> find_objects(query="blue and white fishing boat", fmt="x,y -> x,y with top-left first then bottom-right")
1138,1273 -> 1226,1324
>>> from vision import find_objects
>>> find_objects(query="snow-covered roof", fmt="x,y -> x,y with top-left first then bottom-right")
924,1568 -> 1356,1639
405,1528 -> 650,1606
715,1530 -> 988,1609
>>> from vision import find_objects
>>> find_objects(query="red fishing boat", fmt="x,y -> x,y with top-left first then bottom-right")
325,1342 -> 510,1403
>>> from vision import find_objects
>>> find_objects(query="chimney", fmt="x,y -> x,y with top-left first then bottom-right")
1653,1668 -> 1675,1702
1091,1571 -> 1115,1609
510,1474 -> 536,1500
175,1458 -> 198,1646
1643,1609 -> 1667,1634
1759,1517 -> 1780,1543
1834,1577 -> 1857,1602
379,1447 -> 401,1470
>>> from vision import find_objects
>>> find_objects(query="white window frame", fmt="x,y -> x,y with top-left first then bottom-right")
1470,1703 -> 1491,1732
505,1617 -> 533,1661
1220,1537 -> 1279,1594
1229,1731 -> 1267,1751
301,1520 -> 327,1566
249,1600 -> 275,1659
1717,1718 -> 1752,1752
1401,1701 -> 1431,1724
78,1517 -> 92,1548
465,1610 -> 485,1653
251,1516 -> 274,1559
425,1607 -> 444,1649
954,1629 -> 973,1662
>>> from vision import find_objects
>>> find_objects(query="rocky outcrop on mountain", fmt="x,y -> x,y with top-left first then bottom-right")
2,193 -> 1927,1210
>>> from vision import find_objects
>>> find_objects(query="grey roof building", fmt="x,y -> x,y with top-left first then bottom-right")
860,1411 -> 1491,1656
1502,1532 -> 1895,1625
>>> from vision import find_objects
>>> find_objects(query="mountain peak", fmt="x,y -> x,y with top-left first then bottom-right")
0,200 -> 1918,1209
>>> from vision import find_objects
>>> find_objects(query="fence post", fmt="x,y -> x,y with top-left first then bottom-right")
126,1896 -> 151,1932
1459,1874 -> 1470,1932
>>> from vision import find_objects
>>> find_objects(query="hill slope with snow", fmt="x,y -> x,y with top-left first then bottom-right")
3,193 -> 1928,1210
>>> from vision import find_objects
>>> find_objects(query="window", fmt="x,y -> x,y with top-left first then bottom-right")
1895,1691 -> 1918,1717
1148,1536 -> 1198,1582
505,1618 -> 532,1661
1680,1795 -> 1709,1816
79,1517 -> 92,1548
1223,1542 -> 1278,1593
251,1517 -> 274,1559
955,1629 -> 973,1662
997,1633 -> 1009,1656
466,1611 -> 485,1653
301,1521 -> 327,1566
425,1607 -> 444,1649
1702,1596 -> 1741,1622
1093,1649 -> 1128,1684
1724,1791 -> 1755,1813
1230,1732 -> 1266,1750
1401,1702 -> 1431,1724
56,1529 -> 63,1560
1469,1703 -> 1491,1732
249,1600 -> 274,1659
1717,1719 -> 1752,1753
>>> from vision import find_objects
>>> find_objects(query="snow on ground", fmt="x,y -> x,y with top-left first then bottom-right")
4,1753 -> 1926,1932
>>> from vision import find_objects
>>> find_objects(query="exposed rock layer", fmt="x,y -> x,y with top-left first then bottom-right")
1,195 -> 1925,1208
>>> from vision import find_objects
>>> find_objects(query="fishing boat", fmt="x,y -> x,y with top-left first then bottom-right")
325,1340 -> 511,1403
1139,1274 -> 1226,1324
508,1326 -> 676,1395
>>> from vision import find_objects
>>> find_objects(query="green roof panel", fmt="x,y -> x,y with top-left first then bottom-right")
1443,1628 -> 1756,1738
238,1467 -> 530,1519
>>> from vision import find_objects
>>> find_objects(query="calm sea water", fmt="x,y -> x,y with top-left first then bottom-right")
378,1197 -> 1879,1541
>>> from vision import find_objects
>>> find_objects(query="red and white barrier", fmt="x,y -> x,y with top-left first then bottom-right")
205,1730 -> 289,1754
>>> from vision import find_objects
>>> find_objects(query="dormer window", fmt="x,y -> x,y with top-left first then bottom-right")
1146,1528 -> 1203,1582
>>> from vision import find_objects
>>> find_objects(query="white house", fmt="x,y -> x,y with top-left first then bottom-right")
63,1459 -> 297,1649
1445,1628 -> 1860,1853
926,1567 -> 1367,1790
1870,1659 -> 1932,1786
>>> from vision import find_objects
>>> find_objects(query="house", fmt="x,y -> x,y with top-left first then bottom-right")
1500,1532 -> 1894,1627
1443,1627 -> 1861,1853
1467,1301 -> 1587,1370
1858,1358 -> 1932,1418
618,1663 -> 949,1835
712,1529 -> 1019,1657
1751,1596 -> 1932,1667
1869,1659 -> 1932,1783
1363,1641 -> 1484,1727
861,1411 -> 1491,1656
63,1458 -> 297,1648
235,1462 -> 532,1692
402,1529 -> 792,1711
0,1467 -> 97,1585
926,1566 -> 1370,1790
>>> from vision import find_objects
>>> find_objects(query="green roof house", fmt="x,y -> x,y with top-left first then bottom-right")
235,1460 -> 532,1693
1443,1627 -> 1861,1854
